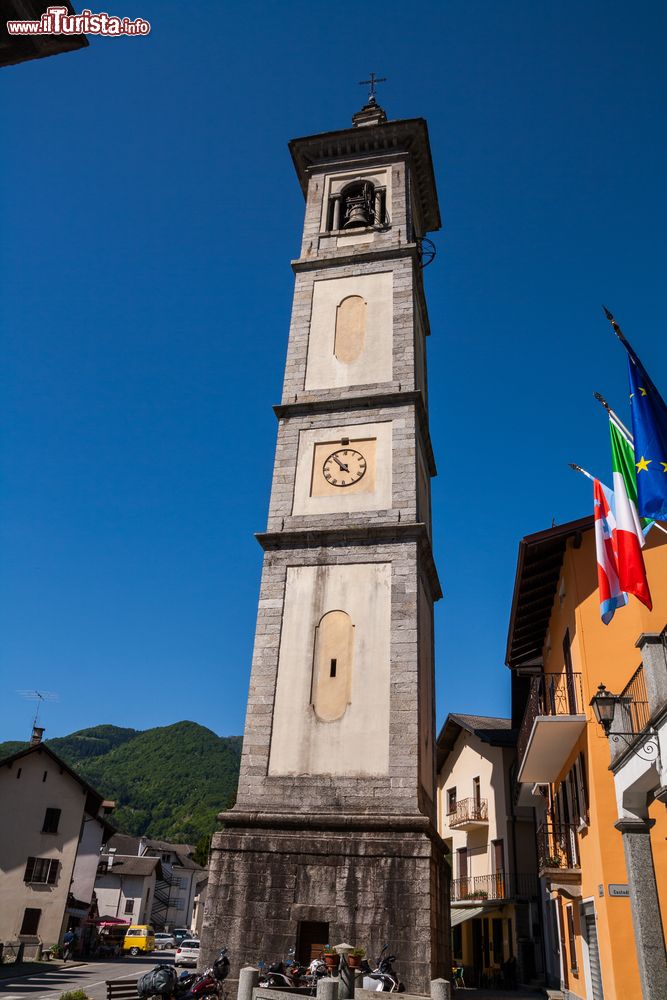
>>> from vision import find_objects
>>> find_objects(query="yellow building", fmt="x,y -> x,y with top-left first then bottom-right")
506,516 -> 667,1000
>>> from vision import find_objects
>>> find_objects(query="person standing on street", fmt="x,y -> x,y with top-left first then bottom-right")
63,928 -> 75,963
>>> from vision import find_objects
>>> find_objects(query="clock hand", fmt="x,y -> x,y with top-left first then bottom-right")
333,455 -> 350,472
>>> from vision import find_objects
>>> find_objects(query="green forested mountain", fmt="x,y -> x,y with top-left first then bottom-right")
0,722 -> 242,844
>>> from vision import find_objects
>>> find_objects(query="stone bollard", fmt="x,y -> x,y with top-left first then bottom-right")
430,978 -> 451,1000
338,958 -> 354,1000
238,966 -> 259,1000
317,976 -> 340,1000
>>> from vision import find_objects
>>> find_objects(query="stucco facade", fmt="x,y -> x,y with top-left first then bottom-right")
508,518 -> 667,1000
0,736 -> 112,952
437,715 -> 542,988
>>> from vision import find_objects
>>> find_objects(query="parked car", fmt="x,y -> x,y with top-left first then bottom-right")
175,939 -> 200,967
173,927 -> 192,946
154,933 -> 175,950
123,925 -> 156,956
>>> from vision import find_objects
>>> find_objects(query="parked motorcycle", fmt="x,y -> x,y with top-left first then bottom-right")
258,948 -> 327,992
176,948 -> 230,1000
138,948 -> 230,1000
361,945 -> 405,992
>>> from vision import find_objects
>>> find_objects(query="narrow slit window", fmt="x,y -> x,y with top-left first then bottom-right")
330,659 -> 337,678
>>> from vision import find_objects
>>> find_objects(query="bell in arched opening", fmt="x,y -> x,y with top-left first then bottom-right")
342,181 -> 375,229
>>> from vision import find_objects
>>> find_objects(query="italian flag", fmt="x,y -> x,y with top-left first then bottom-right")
609,417 -> 653,610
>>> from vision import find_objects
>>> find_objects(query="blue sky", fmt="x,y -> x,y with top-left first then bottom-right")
1,1 -> 666,742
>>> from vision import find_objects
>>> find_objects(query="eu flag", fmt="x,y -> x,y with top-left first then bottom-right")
626,342 -> 667,520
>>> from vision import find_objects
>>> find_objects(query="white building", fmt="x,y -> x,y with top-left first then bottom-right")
437,714 -> 542,989
0,728 -> 114,955
99,833 -> 205,931
95,853 -> 162,924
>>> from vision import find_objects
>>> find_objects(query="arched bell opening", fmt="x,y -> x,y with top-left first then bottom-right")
326,181 -> 387,231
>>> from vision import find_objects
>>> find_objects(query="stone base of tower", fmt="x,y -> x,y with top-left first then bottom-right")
200,812 -> 451,994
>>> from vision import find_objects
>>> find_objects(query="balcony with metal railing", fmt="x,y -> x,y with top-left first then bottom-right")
619,664 -> 651,736
447,796 -> 489,830
517,671 -> 587,783
451,871 -> 538,905
536,820 -> 581,893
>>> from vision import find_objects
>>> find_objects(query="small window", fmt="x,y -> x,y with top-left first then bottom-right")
24,857 -> 59,885
124,898 -> 135,915
330,659 -> 337,678
566,905 -> 578,973
20,908 -> 42,935
446,788 -> 457,814
42,808 -> 61,834
473,776 -> 481,807
42,771 -> 48,782
16,767 -> 22,780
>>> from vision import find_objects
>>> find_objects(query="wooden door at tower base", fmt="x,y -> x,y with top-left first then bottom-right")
296,921 -> 329,966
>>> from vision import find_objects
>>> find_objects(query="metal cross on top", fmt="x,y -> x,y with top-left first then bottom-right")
359,72 -> 387,103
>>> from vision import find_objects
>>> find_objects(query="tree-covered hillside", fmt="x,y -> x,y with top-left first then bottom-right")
0,722 -> 242,844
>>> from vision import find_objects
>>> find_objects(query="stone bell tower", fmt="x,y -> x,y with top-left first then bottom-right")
201,91 -> 450,990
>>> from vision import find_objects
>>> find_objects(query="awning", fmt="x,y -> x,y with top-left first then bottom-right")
451,906 -> 485,927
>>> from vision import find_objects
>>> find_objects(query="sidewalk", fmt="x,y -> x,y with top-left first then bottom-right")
0,960 -> 86,982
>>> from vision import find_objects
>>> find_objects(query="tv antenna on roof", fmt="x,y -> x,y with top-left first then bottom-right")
18,690 -> 59,729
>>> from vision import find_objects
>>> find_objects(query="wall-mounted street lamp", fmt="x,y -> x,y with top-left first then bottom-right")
590,684 -> 618,734
590,684 -> 659,763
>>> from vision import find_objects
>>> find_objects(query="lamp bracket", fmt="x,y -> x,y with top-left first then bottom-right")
610,729 -> 659,763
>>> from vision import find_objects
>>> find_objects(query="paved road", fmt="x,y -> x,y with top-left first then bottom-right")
0,954 -> 173,1000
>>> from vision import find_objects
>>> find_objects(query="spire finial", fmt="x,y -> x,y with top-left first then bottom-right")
359,72 -> 387,105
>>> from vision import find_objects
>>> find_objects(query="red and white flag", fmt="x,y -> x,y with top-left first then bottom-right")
593,479 -> 628,624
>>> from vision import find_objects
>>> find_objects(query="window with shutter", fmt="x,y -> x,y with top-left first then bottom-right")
24,857 -> 59,884
42,808 -> 61,833
20,908 -> 41,935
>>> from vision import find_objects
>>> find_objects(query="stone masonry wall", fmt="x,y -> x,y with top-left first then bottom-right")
201,820 -> 451,994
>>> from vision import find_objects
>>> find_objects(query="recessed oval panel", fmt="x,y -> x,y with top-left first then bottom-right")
334,295 -> 366,364
312,610 -> 354,722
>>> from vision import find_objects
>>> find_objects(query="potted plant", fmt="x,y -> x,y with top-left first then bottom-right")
544,855 -> 562,868
346,948 -> 365,969
323,947 -> 339,971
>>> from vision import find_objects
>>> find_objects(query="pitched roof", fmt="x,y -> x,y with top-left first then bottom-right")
99,855 -> 162,878
0,741 -> 114,834
506,515 -> 593,669
107,833 -> 141,855
436,713 -> 517,770
141,837 -> 196,856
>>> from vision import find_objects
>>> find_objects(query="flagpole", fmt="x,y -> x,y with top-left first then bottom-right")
568,463 -> 596,483
602,305 -> 631,349
593,391 -> 633,442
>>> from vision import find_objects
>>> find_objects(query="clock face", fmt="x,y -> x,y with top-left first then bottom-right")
322,448 -> 367,487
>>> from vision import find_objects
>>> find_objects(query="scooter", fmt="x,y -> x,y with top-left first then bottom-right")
258,949 -> 325,992
361,945 -> 405,992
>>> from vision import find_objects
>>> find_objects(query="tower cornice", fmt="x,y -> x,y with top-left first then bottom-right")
255,522 -> 442,601
291,242 -> 419,273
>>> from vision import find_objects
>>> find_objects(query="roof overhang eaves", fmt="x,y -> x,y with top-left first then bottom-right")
505,515 -> 593,669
